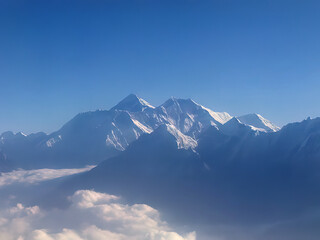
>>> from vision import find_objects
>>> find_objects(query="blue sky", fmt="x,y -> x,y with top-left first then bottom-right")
1,0 -> 320,134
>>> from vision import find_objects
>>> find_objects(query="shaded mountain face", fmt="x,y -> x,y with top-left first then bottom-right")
56,117 -> 320,240
2,94 -> 280,171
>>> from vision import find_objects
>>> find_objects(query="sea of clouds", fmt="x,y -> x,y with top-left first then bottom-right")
0,168 -> 196,240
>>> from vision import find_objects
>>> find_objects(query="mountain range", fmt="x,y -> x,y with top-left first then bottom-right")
0,94 -> 280,171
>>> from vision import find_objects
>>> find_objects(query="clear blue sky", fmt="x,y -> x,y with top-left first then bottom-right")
1,0 -> 320,134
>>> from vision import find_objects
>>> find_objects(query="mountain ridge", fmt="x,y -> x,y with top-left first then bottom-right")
0,94 -> 280,171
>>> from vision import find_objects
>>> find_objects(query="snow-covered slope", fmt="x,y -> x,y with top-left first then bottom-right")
237,113 -> 280,132
158,97 -> 232,138
158,124 -> 198,150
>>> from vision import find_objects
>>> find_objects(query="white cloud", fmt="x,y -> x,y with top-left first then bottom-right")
0,190 -> 196,240
0,166 -> 95,188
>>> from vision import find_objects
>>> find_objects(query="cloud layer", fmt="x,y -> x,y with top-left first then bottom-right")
0,190 -> 196,240
0,166 -> 94,188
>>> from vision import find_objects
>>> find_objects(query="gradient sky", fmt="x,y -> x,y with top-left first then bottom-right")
1,0 -> 320,134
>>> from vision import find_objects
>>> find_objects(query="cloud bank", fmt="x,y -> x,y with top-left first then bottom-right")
0,166 -> 94,188
0,190 -> 196,240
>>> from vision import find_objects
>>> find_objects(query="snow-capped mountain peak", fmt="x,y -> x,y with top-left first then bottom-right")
111,94 -> 155,112
160,97 -> 233,134
237,113 -> 280,132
